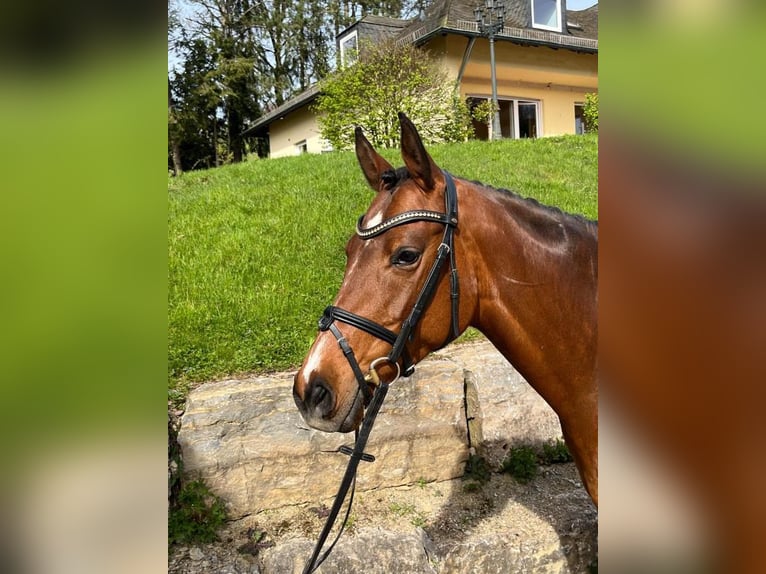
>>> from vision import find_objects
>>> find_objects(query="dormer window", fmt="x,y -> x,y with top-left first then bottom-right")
339,30 -> 358,67
532,0 -> 562,32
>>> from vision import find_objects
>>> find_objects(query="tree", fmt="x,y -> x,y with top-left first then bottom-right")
169,1 -> 184,175
169,0 -> 425,170
169,34 -> 223,171
314,40 -> 473,150
185,0 -> 263,163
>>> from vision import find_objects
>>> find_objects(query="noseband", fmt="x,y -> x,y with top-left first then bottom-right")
302,171 -> 460,573
318,170 -> 460,403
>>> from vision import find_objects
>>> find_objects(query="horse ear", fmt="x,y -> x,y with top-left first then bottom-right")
355,127 -> 394,191
398,112 -> 444,193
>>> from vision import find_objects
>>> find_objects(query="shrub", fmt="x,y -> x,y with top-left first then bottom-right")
462,452 -> 491,491
583,92 -> 598,133
315,40 -> 473,150
168,479 -> 228,545
469,99 -> 498,132
500,446 -> 538,483
541,438 -> 573,464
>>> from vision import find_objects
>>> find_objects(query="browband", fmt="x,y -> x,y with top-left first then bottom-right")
356,210 -> 456,239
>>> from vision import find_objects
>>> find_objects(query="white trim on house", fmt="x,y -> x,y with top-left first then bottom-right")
574,102 -> 585,134
531,0 -> 563,33
339,30 -> 359,67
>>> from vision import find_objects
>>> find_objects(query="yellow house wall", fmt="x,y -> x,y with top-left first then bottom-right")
267,106 -> 328,158
429,34 -> 598,136
267,34 -> 597,156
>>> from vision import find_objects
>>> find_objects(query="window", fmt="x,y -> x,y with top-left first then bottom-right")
574,103 -> 585,134
339,31 -> 358,67
469,97 -> 541,140
499,99 -> 540,139
295,140 -> 308,155
532,0 -> 562,32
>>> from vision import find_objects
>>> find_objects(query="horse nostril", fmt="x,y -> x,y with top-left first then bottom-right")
307,378 -> 334,418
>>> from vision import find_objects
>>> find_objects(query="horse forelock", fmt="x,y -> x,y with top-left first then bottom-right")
379,166 -> 410,192
361,167 -> 412,228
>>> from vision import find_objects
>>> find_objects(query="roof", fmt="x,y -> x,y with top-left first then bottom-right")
338,14 -> 413,38
396,0 -> 597,52
242,83 -> 321,137
565,5 -> 598,40
243,1 -> 597,136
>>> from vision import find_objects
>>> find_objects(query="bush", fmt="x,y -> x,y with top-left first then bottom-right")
462,452 -> 491,491
469,99 -> 498,131
541,439 -> 573,464
168,479 -> 228,545
583,92 -> 598,133
500,446 -> 538,483
315,40 -> 473,150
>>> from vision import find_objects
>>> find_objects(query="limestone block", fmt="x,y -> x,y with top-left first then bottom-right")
260,528 -> 437,574
178,359 -> 469,517
436,341 -> 563,468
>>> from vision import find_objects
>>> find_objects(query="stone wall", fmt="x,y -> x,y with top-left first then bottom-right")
174,340 -> 597,573
178,340 -> 563,517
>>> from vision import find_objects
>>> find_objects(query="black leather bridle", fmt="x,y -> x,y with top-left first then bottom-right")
302,171 -> 460,573
318,170 -> 460,404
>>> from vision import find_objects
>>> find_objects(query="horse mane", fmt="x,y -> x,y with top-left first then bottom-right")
381,168 -> 597,240
469,178 -> 598,239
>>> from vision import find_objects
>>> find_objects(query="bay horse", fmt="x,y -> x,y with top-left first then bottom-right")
293,112 -> 598,505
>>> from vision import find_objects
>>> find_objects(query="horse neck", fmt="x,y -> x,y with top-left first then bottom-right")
457,179 -> 598,394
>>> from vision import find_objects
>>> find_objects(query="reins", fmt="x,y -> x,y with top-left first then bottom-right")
301,171 -> 460,573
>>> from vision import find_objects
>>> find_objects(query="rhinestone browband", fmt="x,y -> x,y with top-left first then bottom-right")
356,210 -> 455,239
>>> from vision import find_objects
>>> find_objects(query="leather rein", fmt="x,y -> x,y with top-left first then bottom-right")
302,171 -> 460,573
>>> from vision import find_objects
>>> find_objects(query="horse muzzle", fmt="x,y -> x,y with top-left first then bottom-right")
292,371 -> 364,433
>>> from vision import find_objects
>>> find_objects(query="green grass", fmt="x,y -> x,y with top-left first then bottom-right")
168,134 -> 597,396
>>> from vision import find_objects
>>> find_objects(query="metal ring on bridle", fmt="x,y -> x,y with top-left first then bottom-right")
368,356 -> 401,386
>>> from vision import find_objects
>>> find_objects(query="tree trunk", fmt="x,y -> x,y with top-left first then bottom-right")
213,117 -> 219,167
229,106 -> 244,163
171,140 -> 183,175
168,80 -> 183,176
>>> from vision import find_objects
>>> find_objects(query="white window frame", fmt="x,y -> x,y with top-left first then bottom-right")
513,98 -> 543,139
496,97 -> 541,139
467,95 -> 543,139
531,0 -> 563,33
339,30 -> 358,67
295,140 -> 308,155
574,102 -> 585,135
513,100 -> 541,139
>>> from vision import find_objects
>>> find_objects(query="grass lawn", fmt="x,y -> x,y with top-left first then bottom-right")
168,134 -> 597,401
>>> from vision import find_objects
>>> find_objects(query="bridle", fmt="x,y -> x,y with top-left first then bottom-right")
319,170 -> 460,403
302,171 -> 460,573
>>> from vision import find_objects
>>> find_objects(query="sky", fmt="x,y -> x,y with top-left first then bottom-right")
567,0 -> 598,9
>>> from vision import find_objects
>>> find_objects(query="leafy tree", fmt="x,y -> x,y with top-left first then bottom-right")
185,0 -> 263,162
315,40 -> 473,150
169,34 -> 222,171
169,0 -> 427,170
583,92 -> 598,133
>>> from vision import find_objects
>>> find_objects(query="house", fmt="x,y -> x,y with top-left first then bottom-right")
244,0 -> 597,158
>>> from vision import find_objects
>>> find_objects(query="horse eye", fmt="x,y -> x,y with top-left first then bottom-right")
392,248 -> 421,267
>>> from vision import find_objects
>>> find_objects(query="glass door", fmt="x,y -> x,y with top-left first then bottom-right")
517,101 -> 538,138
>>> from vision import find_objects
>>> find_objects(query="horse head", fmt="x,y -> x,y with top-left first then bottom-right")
292,113 -> 466,433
